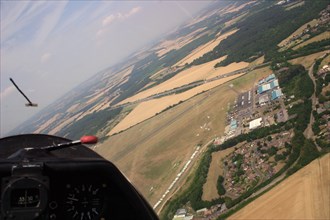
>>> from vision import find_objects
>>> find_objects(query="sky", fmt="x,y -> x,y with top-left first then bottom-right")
0,0 -> 212,137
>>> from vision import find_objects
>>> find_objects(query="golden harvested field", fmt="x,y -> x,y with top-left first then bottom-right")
96,66 -> 272,206
108,74 -> 243,135
34,113 -> 61,133
49,114 -> 81,134
186,1 -> 240,28
149,68 -> 167,80
118,59 -> 249,104
225,1 -> 256,13
202,147 -> 235,201
224,12 -> 248,28
320,54 -> 330,68
35,65 -> 134,135
232,66 -> 272,91
278,19 -> 318,47
289,50 -> 330,69
284,0 -> 305,10
206,62 -> 249,80
155,28 -> 207,57
293,31 -> 330,50
66,103 -> 80,113
248,55 -> 264,68
110,66 -> 271,136
229,153 -> 330,220
174,29 -> 238,66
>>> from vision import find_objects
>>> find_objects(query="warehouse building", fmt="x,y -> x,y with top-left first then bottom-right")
249,118 -> 262,130
271,89 -> 283,100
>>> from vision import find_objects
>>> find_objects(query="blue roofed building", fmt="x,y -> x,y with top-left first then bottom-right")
230,119 -> 237,130
257,79 -> 279,94
265,74 -> 275,82
257,84 -> 271,94
271,89 -> 283,100
270,79 -> 279,89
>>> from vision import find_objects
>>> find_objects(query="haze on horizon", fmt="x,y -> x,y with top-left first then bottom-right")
0,0 -> 213,137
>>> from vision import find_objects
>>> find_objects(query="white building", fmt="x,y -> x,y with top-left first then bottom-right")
249,118 -> 262,130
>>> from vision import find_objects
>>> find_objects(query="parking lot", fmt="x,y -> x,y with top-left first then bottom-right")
237,90 -> 253,110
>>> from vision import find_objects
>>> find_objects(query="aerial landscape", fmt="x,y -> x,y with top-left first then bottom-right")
2,0 -> 330,220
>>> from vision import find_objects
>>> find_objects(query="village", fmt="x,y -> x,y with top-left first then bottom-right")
221,129 -> 293,197
215,72 -> 288,145
279,3 -> 330,49
313,62 -> 330,149
172,52 -> 330,219
171,70 -> 295,220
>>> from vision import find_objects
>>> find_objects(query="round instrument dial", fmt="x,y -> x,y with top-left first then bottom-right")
64,184 -> 107,220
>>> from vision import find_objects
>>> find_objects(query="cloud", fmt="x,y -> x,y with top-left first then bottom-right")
102,14 -> 116,26
128,6 -> 142,17
96,29 -> 106,37
97,6 -> 142,39
101,6 -> 142,27
40,53 -> 52,63
34,1 -> 68,45
1,1 -> 51,46
1,1 -> 30,37
118,6 -> 142,19
0,85 -> 15,100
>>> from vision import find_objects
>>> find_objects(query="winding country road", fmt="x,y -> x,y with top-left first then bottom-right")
304,63 -> 317,140
304,53 -> 328,151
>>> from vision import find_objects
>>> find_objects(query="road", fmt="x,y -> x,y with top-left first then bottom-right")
304,63 -> 316,140
155,139 -> 214,215
250,146 -> 266,181
303,54 -> 327,151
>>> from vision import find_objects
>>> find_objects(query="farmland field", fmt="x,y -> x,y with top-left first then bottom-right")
320,54 -> 330,67
293,31 -> 330,50
96,66 -> 272,205
289,50 -> 330,69
278,18 -> 318,47
229,153 -> 330,220
118,59 -> 249,105
202,147 -> 236,201
174,29 -> 238,66
108,74 -> 243,135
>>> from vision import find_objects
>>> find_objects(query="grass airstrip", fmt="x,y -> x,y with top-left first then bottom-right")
95,66 -> 272,205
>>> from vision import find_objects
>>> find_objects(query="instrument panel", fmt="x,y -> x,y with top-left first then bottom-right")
0,134 -> 158,220
1,160 -> 158,220
47,172 -> 143,219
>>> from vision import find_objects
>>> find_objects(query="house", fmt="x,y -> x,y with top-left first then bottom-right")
318,65 -> 330,76
174,209 -> 187,218
196,208 -> 208,216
